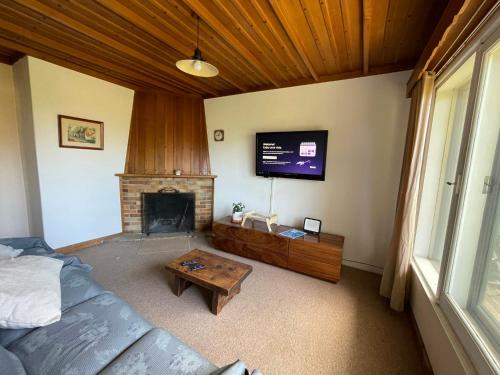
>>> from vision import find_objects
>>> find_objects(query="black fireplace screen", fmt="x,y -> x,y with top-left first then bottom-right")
142,192 -> 195,235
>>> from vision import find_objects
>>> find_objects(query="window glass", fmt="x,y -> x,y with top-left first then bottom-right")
414,55 -> 475,281
446,40 -> 500,359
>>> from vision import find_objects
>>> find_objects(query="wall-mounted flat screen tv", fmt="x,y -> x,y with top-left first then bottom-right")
256,130 -> 328,181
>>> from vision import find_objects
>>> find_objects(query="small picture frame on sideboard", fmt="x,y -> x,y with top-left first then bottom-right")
303,217 -> 321,235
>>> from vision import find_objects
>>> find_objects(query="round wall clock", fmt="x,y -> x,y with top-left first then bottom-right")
214,129 -> 224,141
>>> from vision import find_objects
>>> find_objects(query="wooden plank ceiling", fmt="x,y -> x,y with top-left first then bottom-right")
0,0 -> 448,97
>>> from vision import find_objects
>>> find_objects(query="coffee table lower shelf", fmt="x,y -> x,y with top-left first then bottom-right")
174,275 -> 242,315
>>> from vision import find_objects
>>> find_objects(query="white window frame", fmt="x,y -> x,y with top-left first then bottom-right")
467,133 -> 500,348
439,26 -> 500,375
413,13 -> 500,375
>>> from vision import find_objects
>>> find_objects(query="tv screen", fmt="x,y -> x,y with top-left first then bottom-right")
256,130 -> 328,181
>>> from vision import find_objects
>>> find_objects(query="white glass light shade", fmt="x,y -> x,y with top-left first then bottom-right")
175,59 -> 218,77
176,47 -> 219,78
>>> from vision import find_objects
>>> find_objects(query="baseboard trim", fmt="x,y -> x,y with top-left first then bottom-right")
342,259 -> 383,274
56,233 -> 122,254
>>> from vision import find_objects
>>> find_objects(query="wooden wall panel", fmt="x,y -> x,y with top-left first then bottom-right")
124,92 -> 211,176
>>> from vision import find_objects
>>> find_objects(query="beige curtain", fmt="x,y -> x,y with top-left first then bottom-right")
380,72 -> 435,312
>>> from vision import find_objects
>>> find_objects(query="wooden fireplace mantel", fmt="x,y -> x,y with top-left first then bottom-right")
115,173 -> 217,179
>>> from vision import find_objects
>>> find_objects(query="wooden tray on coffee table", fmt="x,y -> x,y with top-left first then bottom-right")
164,249 -> 253,315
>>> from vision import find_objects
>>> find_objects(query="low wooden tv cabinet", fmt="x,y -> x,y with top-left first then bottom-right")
212,217 -> 344,282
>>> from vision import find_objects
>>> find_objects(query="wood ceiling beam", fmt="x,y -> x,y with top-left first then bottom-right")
393,0 -> 418,65
406,0 -> 463,94
339,0 -> 359,71
301,0 -> 340,74
234,0 -> 303,79
249,0 -> 309,79
98,0 -> 193,57
299,0 -> 333,74
381,0 -> 408,67
213,0 -> 290,82
59,1 -> 221,94
0,35 -> 172,93
430,0 -> 498,72
406,0 -> 496,95
0,0 -> 447,97
319,0 -> 341,74
98,0 -> 246,92
125,0 -> 250,92
213,61 -> 415,98
154,0 -> 265,88
179,1 -> 270,87
268,0 -> 319,81
362,0 -> 372,75
0,5 -> 205,95
184,0 -> 280,87
0,37 -> 142,91
15,0 -> 219,96
0,16 -> 196,96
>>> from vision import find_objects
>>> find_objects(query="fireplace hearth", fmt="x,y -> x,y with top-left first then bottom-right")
142,192 -> 195,235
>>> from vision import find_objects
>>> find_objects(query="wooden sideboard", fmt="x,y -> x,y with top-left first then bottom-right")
211,217 -> 344,282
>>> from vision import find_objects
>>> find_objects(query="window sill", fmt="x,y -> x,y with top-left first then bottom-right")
412,256 -> 440,297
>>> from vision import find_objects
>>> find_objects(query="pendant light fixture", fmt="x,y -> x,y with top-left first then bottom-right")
176,15 -> 219,78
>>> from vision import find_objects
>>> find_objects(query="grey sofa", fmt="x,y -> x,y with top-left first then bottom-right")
0,237 -> 218,375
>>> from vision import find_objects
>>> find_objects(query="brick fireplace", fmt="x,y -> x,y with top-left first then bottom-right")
117,174 -> 215,233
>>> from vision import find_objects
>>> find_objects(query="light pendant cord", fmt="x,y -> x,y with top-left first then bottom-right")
196,15 -> 199,49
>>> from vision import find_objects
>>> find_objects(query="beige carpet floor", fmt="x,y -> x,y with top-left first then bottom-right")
75,234 -> 425,375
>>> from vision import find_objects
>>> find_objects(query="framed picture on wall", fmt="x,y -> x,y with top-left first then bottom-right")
58,115 -> 104,150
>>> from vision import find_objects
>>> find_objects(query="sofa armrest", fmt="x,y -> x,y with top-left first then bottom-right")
0,237 -> 54,253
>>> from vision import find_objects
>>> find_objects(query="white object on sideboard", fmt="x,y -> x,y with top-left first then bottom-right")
241,211 -> 278,232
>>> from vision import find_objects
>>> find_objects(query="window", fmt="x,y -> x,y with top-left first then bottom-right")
441,39 -> 500,373
414,20 -> 499,374
414,55 -> 474,288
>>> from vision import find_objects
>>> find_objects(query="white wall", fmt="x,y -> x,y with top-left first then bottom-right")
0,63 -> 29,237
205,71 -> 411,272
12,58 -> 44,237
410,265 -> 476,375
15,57 -> 134,248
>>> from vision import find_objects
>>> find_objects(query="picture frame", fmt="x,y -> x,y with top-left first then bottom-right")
303,217 -> 322,235
58,115 -> 104,150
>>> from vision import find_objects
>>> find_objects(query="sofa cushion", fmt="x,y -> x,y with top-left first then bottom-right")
0,244 -> 23,258
0,238 -> 53,255
0,263 -> 105,347
9,292 -> 152,375
60,266 -> 106,311
100,328 -> 217,375
0,345 -> 26,375
0,256 -> 64,329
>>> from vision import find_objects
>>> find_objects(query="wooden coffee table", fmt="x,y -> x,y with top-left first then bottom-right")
164,249 -> 253,315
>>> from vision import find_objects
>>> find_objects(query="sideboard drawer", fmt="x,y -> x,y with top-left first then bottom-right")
288,256 -> 341,282
212,237 -> 288,268
288,240 -> 342,282
289,241 -> 342,265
